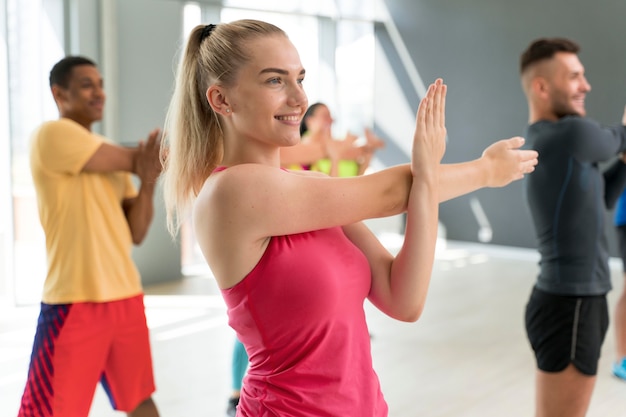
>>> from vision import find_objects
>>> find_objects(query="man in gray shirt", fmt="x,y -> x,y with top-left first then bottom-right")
521,37 -> 626,417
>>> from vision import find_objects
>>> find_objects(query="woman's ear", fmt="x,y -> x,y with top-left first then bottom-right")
207,86 -> 231,116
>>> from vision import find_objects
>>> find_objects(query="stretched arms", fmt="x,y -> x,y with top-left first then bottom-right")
365,79 -> 445,321
353,86 -> 538,321
279,140 -> 327,166
439,136 -> 536,202
194,80 -> 538,301
122,130 -> 162,244
82,128 -> 162,244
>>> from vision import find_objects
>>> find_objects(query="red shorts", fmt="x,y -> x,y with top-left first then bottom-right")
18,294 -> 156,416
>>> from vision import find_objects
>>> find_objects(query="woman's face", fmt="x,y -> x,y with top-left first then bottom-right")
225,34 -> 309,149
306,105 -> 333,133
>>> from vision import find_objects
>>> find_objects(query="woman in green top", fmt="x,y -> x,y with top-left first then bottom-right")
299,102 -> 384,176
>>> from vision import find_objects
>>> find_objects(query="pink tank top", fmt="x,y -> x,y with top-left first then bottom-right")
218,167 -> 387,416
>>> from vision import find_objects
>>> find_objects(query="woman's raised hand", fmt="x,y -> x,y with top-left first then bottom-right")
412,79 -> 447,178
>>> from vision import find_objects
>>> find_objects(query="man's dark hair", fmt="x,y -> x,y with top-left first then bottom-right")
49,56 -> 97,88
520,38 -> 580,74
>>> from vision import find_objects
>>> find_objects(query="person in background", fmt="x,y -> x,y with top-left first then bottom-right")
161,20 -> 537,416
226,338 -> 248,416
298,102 -> 385,176
612,151 -> 626,381
520,37 -> 626,417
18,56 -> 162,417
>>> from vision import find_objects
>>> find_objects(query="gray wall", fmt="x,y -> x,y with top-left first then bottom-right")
384,0 -> 626,250
113,0 -> 185,284
66,0 -> 187,285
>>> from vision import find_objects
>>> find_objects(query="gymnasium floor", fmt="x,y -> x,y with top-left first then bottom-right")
1,238 -> 625,416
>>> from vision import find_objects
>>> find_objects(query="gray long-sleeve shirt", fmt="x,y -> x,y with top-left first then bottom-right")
525,116 -> 626,296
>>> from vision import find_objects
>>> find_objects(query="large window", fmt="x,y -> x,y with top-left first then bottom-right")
3,0 -> 64,305
0,0 -> 12,305
334,21 -> 375,140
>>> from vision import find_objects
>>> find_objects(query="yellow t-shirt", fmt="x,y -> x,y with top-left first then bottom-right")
29,118 -> 142,304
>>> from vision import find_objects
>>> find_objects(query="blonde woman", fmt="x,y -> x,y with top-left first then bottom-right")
161,20 -> 537,416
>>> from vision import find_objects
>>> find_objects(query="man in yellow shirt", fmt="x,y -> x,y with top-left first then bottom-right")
17,56 -> 161,417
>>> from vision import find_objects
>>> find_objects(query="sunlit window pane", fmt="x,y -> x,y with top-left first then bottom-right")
6,0 -> 64,304
183,3 -> 202,40
335,20 -> 374,138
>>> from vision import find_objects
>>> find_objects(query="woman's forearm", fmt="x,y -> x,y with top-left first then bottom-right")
435,136 -> 538,202
439,159 -> 488,202
386,173 -> 440,321
368,160 -> 488,221
375,160 -> 487,217
370,136 -> 536,216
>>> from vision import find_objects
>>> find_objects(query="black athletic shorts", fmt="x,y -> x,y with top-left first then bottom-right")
524,286 -> 609,376
617,225 -> 626,270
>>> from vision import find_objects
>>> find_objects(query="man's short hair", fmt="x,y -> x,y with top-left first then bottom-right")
520,38 -> 580,74
49,56 -> 97,88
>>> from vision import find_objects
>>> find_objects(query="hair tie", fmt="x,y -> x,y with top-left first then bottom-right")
200,24 -> 216,42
